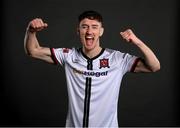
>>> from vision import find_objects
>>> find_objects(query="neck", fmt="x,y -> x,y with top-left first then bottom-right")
82,46 -> 102,59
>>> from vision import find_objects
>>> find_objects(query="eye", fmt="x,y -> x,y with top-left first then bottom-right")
92,26 -> 98,29
80,25 -> 88,29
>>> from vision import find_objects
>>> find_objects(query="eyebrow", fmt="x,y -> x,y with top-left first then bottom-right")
81,24 -> 99,27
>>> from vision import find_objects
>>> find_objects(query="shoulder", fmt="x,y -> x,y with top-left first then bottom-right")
104,48 -> 126,58
52,47 -> 78,54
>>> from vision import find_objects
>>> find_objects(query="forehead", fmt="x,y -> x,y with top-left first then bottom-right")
79,18 -> 102,26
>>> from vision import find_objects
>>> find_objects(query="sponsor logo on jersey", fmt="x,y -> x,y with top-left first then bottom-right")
73,68 -> 108,77
99,58 -> 110,69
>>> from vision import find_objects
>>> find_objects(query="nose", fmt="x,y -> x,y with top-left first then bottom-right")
86,27 -> 93,34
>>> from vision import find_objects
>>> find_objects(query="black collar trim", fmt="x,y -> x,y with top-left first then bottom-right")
80,48 -> 105,61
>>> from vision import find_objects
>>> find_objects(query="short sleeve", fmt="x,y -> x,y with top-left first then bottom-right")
50,48 -> 71,66
117,52 -> 139,74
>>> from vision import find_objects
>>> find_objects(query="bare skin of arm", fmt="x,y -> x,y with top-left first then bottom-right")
24,18 -> 54,64
120,29 -> 160,72
24,19 -> 160,71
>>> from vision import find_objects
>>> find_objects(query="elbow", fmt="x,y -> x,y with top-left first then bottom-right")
24,47 -> 37,58
152,66 -> 160,72
24,47 -> 30,56
24,47 -> 32,56
24,43 -> 32,56
151,62 -> 161,72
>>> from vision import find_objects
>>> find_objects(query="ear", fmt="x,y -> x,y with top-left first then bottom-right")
100,27 -> 104,37
77,27 -> 80,35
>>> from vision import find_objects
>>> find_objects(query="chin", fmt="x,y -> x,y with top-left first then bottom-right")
84,45 -> 95,51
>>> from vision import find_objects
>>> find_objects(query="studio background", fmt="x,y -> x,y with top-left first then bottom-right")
1,0 -> 179,127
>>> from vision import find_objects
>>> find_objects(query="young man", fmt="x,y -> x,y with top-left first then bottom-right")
24,10 -> 160,127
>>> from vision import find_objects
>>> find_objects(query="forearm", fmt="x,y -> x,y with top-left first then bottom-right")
134,38 -> 160,72
24,18 -> 54,64
24,30 -> 40,56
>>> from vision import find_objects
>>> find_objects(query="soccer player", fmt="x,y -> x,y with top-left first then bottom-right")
24,10 -> 160,127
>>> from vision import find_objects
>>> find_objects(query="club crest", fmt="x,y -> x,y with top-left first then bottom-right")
99,58 -> 110,69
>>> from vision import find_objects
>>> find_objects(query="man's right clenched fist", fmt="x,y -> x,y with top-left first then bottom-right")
27,18 -> 48,32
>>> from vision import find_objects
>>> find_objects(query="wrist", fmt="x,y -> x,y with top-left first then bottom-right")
26,27 -> 36,35
132,37 -> 143,46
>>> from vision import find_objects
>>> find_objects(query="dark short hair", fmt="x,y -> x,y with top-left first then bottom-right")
78,10 -> 103,24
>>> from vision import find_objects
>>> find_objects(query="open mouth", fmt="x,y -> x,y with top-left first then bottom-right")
85,36 -> 94,46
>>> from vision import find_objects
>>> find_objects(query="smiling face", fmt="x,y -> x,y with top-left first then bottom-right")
78,18 -> 104,52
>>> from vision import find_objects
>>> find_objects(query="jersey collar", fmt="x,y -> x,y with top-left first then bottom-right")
80,48 -> 105,61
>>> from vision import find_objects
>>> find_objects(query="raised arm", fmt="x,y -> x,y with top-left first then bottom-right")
120,29 -> 160,73
24,18 -> 54,64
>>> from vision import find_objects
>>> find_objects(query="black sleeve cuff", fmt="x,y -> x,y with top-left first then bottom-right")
130,57 -> 141,72
50,48 -> 58,65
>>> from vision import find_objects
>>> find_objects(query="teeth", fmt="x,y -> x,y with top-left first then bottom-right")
86,36 -> 94,39
86,37 -> 93,38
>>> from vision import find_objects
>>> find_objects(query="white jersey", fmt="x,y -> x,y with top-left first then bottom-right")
51,48 -> 139,127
